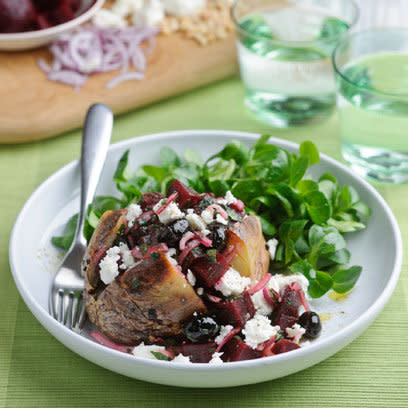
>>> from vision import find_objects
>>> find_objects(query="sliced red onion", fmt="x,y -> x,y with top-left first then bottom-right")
290,282 -> 310,312
48,70 -> 88,91
106,71 -> 144,89
179,232 -> 195,251
39,24 -> 158,90
130,246 -> 143,259
143,243 -> 169,259
178,239 -> 200,264
262,287 -> 276,307
90,331 -> 131,353
207,294 -> 222,303
37,58 -> 51,73
207,204 -> 228,220
155,192 -> 178,215
215,327 -> 241,353
247,273 -> 271,295
193,233 -> 212,248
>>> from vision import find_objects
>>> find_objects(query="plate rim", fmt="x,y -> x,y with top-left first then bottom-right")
9,130 -> 403,373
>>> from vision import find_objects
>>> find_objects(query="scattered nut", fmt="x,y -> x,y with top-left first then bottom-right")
160,0 -> 234,46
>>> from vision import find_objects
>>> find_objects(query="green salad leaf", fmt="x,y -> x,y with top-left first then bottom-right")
52,136 -> 370,297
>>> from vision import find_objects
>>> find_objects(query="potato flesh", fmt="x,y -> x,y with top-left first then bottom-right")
228,215 -> 270,283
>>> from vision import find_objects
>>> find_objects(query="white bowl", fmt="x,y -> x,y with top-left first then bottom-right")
0,0 -> 104,51
9,130 -> 402,388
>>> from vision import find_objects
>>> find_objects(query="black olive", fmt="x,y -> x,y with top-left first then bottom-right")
207,223 -> 228,250
159,219 -> 190,247
298,311 -> 322,339
183,315 -> 219,343
113,236 -> 129,247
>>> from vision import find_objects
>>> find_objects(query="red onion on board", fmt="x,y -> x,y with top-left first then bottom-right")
38,24 -> 159,90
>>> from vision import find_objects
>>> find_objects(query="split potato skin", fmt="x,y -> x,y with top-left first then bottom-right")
82,210 -> 124,290
228,214 -> 270,283
83,210 -> 268,345
85,253 -> 207,345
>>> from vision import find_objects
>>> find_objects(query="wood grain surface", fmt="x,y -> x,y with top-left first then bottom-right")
0,33 -> 237,143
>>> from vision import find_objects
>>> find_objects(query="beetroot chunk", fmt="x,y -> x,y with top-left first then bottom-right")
167,180 -> 200,209
222,338 -> 262,362
213,292 -> 255,328
0,0 -> 36,33
190,255 -> 228,287
138,192 -> 165,211
270,339 -> 300,354
172,342 -> 217,363
272,286 -> 301,330
33,0 -> 62,12
47,2 -> 75,25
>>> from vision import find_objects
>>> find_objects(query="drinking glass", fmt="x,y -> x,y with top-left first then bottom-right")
333,29 -> 408,184
232,0 -> 359,127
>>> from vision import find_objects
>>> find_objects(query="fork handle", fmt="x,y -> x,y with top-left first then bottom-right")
73,103 -> 113,248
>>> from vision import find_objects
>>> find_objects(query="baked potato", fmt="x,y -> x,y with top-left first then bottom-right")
84,253 -> 207,345
227,214 -> 270,283
83,209 -> 206,345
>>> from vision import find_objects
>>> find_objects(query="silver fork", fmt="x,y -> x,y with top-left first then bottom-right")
49,103 -> 113,330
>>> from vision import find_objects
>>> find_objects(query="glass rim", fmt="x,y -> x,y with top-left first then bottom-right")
332,27 -> 408,99
231,0 -> 360,47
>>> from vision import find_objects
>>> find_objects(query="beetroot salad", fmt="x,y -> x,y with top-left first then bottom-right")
83,180 -> 321,364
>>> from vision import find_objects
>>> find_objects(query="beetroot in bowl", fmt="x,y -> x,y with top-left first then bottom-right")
0,0 -> 104,51
0,0 -> 93,33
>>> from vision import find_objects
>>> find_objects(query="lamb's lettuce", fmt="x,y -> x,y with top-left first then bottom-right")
52,136 -> 370,297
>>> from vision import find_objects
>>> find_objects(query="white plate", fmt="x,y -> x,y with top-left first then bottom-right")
0,0 -> 104,51
9,130 -> 402,388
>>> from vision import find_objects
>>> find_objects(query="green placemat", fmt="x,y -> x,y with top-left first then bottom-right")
0,78 -> 407,408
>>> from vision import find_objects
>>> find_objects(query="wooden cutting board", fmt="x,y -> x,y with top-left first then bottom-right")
0,33 -> 238,144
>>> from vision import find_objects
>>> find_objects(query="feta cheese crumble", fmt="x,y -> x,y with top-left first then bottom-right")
126,203 -> 143,228
197,287 -> 204,296
215,324 -> 234,345
214,267 -> 251,297
172,354 -> 192,363
268,274 -> 309,296
92,9 -> 127,28
118,242 -> 137,270
111,0 -> 143,17
208,352 -> 224,365
153,199 -> 184,224
165,248 -> 179,267
215,213 -> 228,225
186,209 -> 207,231
266,238 -> 279,261
242,315 -> 280,349
99,246 -> 121,284
132,0 -> 165,26
186,269 -> 196,286
286,323 -> 306,344
251,291 -> 273,316
200,208 -> 214,224
224,190 -> 237,205
163,0 -> 206,17
132,343 -> 167,359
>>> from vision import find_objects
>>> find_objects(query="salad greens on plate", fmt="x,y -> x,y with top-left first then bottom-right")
53,136 -> 370,298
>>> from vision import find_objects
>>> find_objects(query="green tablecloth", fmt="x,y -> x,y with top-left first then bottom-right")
1,78 -> 407,407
